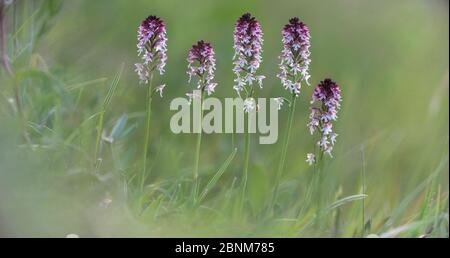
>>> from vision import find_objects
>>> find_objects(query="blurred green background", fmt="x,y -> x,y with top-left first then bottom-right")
0,0 -> 448,237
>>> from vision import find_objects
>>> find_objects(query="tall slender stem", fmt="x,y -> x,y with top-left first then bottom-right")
313,151 -> 325,228
240,119 -> 251,212
1,4 -> 30,144
0,4 -> 13,76
239,87 -> 255,214
315,151 -> 324,204
94,109 -> 105,167
1,3 -> 18,113
192,90 -> 204,202
231,131 -> 235,148
270,93 -> 297,211
12,0 -> 17,56
360,145 -> 366,237
141,72 -> 154,191
297,138 -> 318,217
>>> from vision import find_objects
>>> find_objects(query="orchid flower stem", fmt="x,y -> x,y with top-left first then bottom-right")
270,93 -> 297,213
313,152 -> 325,228
240,118 -> 251,214
192,90 -> 205,204
141,72 -> 154,192
231,132 -> 235,148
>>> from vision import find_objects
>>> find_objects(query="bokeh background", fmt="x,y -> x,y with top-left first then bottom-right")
0,0 -> 448,237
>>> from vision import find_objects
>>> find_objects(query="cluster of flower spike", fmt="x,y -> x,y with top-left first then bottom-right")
307,79 -> 342,163
133,15 -> 343,165
135,15 -> 168,84
278,17 -> 311,96
232,13 -> 265,96
187,40 -> 217,96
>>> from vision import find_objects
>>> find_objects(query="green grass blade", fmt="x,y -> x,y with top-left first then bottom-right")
432,185 -> 442,237
66,77 -> 108,91
102,63 -> 124,109
328,194 -> 368,210
198,148 -> 237,204
383,156 -> 449,230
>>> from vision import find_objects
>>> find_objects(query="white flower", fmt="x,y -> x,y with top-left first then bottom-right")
325,146 -> 333,157
233,77 -> 246,95
274,97 -> 284,110
319,136 -> 329,149
330,133 -> 338,145
155,84 -> 166,97
256,75 -> 265,88
205,83 -> 217,96
322,123 -> 333,135
308,118 -> 319,135
292,82 -> 302,95
306,153 -> 316,166
186,91 -> 200,105
243,98 -> 256,113
99,198 -> 113,208
134,63 -> 149,84
245,73 -> 255,85
308,124 -> 316,135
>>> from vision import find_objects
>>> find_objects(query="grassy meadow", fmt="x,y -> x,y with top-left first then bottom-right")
0,0 -> 448,237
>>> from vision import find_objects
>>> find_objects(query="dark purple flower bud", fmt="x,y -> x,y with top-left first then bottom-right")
311,78 -> 342,108
278,17 -> 311,96
233,13 -> 265,95
135,15 -> 167,83
187,40 -> 217,95
307,79 -> 342,158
